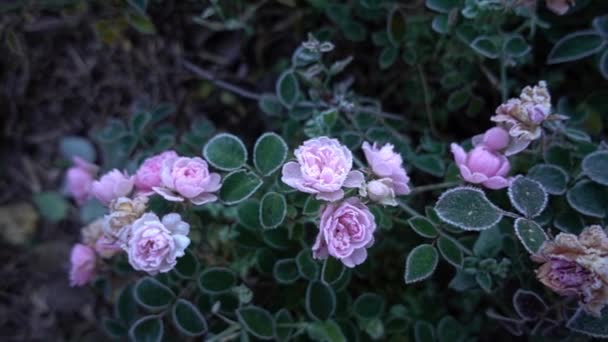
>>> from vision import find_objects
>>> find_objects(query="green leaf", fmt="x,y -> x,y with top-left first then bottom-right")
353,293 -> 385,320
413,154 -> 445,177
275,309 -> 294,341
259,192 -> 287,229
307,320 -> 346,342
203,133 -> 248,171
404,244 -> 439,284
306,280 -> 336,321
582,150 -> 608,186
476,272 -> 492,292
503,34 -> 531,58
432,14 -> 449,34
276,70 -> 300,108
528,164 -> 569,195
437,236 -> 463,268
173,249 -> 199,279
387,6 -> 406,45
237,306 -> 276,340
379,46 -> 398,69
408,216 -> 438,238
237,199 -> 261,229
594,15 -> 608,37
567,180 -> 607,218
565,128 -> 591,143
103,318 -> 127,339
254,133 -> 288,176
126,12 -> 156,34
33,191 -> 68,223
198,267 -> 236,294
296,250 -> 319,280
548,30 -> 606,64
321,257 -> 345,285
219,170 -> 263,205
513,289 -> 548,321
79,199 -> 106,223
59,136 -> 96,162
447,88 -> 471,111
259,94 -> 283,117
437,316 -> 465,342
172,299 -> 208,337
303,196 -> 323,216
435,187 -> 502,230
134,277 -> 175,310
130,111 -> 151,135
425,0 -> 459,13
567,307 -> 608,338
470,36 -> 499,59
599,49 -> 608,79
414,321 -> 435,342
273,259 -> 299,284
508,176 -> 548,218
473,225 -> 502,258
514,218 -> 548,254
129,316 -> 163,342
116,285 -> 137,324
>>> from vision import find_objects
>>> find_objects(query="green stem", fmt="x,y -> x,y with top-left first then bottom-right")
409,181 -> 459,195
206,324 -> 241,342
416,64 -> 439,137
500,54 -> 508,102
397,200 -> 421,218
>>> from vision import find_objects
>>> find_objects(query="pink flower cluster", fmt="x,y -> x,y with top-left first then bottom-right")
451,81 -> 565,190
281,136 -> 411,268
68,150 -> 221,286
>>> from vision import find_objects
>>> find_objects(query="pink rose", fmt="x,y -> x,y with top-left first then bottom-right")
546,0 -> 575,15
134,150 -> 178,195
451,143 -> 511,190
69,243 -> 96,287
66,157 -> 98,205
95,235 -> 122,259
281,137 -> 364,202
365,178 -> 397,206
312,198 -> 376,268
153,157 -> 221,205
362,141 -> 411,195
91,170 -> 134,205
125,213 -> 190,275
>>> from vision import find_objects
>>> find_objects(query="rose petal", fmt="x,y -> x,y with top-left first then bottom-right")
343,170 -> 364,188
316,189 -> 344,202
152,187 -> 184,202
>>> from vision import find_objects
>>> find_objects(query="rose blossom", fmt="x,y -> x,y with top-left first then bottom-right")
134,150 -> 178,195
66,157 -> 98,205
281,137 -> 364,202
153,157 -> 221,205
102,196 -> 148,241
69,243 -> 96,287
81,218 -> 104,246
363,178 -> 397,206
95,235 -> 122,258
546,0 -> 575,15
532,225 -> 608,317
362,141 -> 411,196
91,170 -> 134,205
451,143 -> 511,190
312,198 -> 376,268
125,212 -> 190,275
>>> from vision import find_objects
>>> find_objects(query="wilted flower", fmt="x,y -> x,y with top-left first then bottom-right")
281,137 -> 364,202
532,225 -> 608,317
491,81 -> 566,154
102,196 -> 148,241
154,157 -> 221,205
362,141 -> 411,196
134,150 -> 179,195
312,198 -> 376,268
451,143 -> 511,189
80,218 -> 104,246
125,213 -> 190,275
69,243 -> 96,287
66,157 -> 98,205
91,170 -> 134,205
